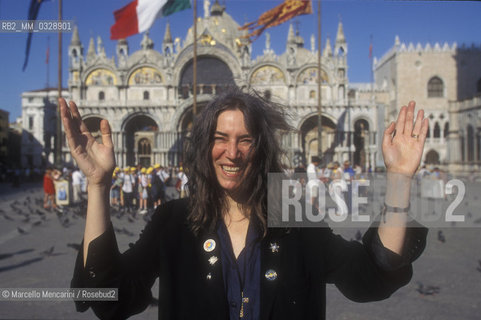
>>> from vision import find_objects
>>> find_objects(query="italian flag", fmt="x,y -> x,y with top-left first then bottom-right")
110,0 -> 191,40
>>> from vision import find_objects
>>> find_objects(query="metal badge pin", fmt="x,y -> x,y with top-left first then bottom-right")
203,239 -> 216,252
206,273 -> 212,280
269,242 -> 280,253
265,269 -> 278,281
208,256 -> 218,266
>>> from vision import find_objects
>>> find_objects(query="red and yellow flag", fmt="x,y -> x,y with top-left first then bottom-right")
239,0 -> 312,42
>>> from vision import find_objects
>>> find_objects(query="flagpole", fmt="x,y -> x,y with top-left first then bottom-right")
193,0 -> 197,117
55,0 -> 63,165
370,35 -> 373,102
317,0 -> 322,160
46,36 -> 50,89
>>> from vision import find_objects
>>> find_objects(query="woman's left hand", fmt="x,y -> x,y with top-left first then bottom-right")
382,101 -> 429,177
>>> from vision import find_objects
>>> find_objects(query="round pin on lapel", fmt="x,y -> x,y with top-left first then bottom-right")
208,256 -> 218,266
269,242 -> 280,253
203,239 -> 216,252
265,269 -> 278,281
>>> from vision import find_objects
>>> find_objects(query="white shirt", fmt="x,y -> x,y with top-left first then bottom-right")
306,163 -> 318,182
122,174 -> 134,193
72,170 -> 83,186
140,173 -> 148,188
159,169 -> 170,182
177,171 -> 188,191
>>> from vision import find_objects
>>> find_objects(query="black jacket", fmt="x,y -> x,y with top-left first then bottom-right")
71,198 -> 427,320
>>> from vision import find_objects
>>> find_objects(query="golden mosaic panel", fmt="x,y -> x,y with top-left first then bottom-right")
128,67 -> 163,85
297,67 -> 328,84
250,66 -> 286,85
85,69 -> 117,86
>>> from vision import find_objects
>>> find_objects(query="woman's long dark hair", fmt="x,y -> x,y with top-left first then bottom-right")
184,88 -> 291,236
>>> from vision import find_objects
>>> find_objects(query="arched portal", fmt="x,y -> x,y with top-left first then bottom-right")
353,119 -> 370,169
124,115 -> 158,166
84,117 -> 104,144
299,115 -> 336,164
177,103 -> 211,132
425,149 -> 440,165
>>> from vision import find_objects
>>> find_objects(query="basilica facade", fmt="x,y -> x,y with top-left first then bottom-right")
64,2 -> 370,169
20,2 -> 481,174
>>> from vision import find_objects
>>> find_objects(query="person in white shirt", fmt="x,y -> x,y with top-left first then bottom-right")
177,167 -> 189,198
138,168 -> 149,214
306,156 -> 320,182
158,166 -> 170,183
331,161 -> 343,180
122,168 -> 134,213
306,156 -> 321,204
72,168 -> 84,204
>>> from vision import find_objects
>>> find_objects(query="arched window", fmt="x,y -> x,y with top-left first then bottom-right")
443,122 -> 449,139
433,122 -> 441,138
28,116 -> 34,130
143,91 -> 150,100
338,68 -> 345,78
98,91 -> 105,101
425,149 -> 440,165
460,134 -> 465,162
338,47 -> 345,56
467,125 -> 474,161
338,85 -> 345,100
426,124 -> 430,138
138,138 -> 151,155
427,76 -> 444,98
478,129 -> 481,161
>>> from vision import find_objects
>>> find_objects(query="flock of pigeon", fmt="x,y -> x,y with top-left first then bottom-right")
346,200 -> 481,298
0,191 -> 154,274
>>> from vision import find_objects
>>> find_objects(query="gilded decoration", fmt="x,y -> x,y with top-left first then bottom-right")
250,66 -> 285,85
297,67 -> 328,84
73,71 -> 79,82
128,67 -> 163,85
85,69 -> 117,86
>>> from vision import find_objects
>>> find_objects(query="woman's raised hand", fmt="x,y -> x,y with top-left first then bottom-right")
60,98 -> 115,187
382,101 -> 429,177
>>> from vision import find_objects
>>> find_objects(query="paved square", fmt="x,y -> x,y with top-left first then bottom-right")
0,182 -> 479,319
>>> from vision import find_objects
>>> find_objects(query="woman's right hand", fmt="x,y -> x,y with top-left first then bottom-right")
60,98 -> 115,187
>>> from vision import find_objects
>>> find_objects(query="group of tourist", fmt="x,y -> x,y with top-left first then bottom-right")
110,163 -> 189,215
293,157 -> 364,184
39,162 -> 189,213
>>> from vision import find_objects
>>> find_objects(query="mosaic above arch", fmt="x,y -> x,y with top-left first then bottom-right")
128,67 -> 163,85
297,67 -> 328,84
85,68 -> 117,86
250,66 -> 286,85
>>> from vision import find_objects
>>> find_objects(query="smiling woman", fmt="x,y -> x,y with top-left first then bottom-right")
63,89 -> 429,320
211,110 -> 253,192
183,90 -> 290,237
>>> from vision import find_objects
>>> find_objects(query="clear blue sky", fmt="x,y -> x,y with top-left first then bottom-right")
0,0 -> 480,121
